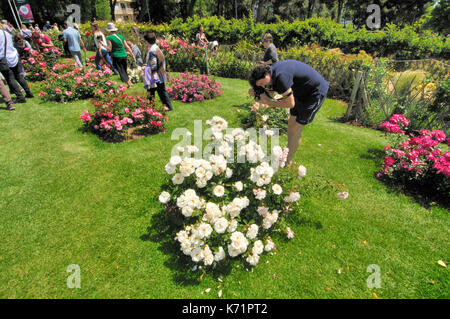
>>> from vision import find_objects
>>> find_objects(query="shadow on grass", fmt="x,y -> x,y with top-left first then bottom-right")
361,148 -> 449,209
77,126 -> 161,144
140,209 -> 233,286
140,207 -> 324,285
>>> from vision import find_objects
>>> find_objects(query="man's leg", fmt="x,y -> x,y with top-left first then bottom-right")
71,50 -> 83,68
94,50 -> 102,70
286,115 -> 305,166
156,82 -> 173,110
1,68 -> 25,100
11,62 -> 33,97
0,78 -> 15,109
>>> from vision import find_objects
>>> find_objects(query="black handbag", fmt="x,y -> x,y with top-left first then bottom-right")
0,31 -> 10,72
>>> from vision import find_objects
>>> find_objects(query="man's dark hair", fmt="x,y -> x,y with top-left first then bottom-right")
249,65 -> 271,88
143,32 -> 156,44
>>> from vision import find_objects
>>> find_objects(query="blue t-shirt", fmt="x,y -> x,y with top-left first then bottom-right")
270,60 -> 329,100
63,27 -> 81,52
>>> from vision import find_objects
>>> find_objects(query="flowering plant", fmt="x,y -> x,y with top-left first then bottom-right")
240,101 -> 289,134
159,38 -> 207,73
128,67 -> 143,84
166,72 -> 223,103
158,116 -> 304,270
80,89 -> 168,141
22,47 -> 62,82
378,114 -> 449,206
39,66 -> 114,102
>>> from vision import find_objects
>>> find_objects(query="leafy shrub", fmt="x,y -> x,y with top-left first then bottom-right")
22,47 -> 63,82
378,114 -> 450,207
159,38 -> 207,73
209,51 -> 254,79
240,101 -> 289,135
166,72 -> 223,103
80,90 -> 168,142
80,16 -> 450,59
158,116 -> 304,270
39,66 -> 115,102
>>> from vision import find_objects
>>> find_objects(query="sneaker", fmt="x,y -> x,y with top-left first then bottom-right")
6,104 -> 15,110
26,92 -> 34,98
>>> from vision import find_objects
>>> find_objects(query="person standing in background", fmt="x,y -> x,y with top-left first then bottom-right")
105,22 -> 134,87
91,22 -> 117,73
62,22 -> 86,68
195,26 -> 208,47
20,24 -> 32,42
43,21 -> 51,32
260,33 -> 278,66
143,32 -> 173,111
128,41 -> 143,67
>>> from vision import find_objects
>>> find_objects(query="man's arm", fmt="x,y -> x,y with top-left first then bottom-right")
79,36 -> 86,51
249,88 -> 295,109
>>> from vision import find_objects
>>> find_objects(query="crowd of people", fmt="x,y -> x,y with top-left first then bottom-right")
1,19 -> 329,166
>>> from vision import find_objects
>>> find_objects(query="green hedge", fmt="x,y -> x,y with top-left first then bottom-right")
80,16 -> 450,60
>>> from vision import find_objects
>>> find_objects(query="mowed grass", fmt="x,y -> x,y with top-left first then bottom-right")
0,75 -> 448,299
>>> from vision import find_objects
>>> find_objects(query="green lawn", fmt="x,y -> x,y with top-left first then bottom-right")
0,75 -> 448,299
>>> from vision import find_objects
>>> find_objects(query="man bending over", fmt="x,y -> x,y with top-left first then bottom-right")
249,60 -> 329,166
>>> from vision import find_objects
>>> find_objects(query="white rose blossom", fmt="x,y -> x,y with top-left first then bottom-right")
298,165 -> 307,178
158,191 -> 170,204
213,185 -> 225,197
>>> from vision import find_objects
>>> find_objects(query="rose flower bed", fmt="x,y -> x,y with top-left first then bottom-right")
22,47 -> 63,82
378,114 -> 450,207
166,72 -> 223,103
38,66 -> 115,103
159,38 -> 207,73
80,90 -> 168,142
158,116 -> 305,271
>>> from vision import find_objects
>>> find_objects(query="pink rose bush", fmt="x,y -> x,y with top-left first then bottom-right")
159,38 -> 207,73
80,90 -> 168,141
39,66 -> 115,102
158,116 -> 304,271
166,72 -> 223,103
378,114 -> 449,206
22,47 -> 62,82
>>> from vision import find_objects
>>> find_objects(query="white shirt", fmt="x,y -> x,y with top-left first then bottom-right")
93,31 -> 107,49
0,30 -> 19,68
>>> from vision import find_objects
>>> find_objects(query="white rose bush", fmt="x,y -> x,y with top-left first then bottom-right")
158,116 -> 304,271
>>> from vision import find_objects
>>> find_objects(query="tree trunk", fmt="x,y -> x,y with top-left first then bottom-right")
137,0 -> 149,22
109,0 -> 117,21
187,0 -> 197,17
307,0 -> 315,18
336,0 -> 345,23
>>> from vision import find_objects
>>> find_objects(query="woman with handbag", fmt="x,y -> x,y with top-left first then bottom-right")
105,22 -> 135,87
142,32 -> 173,111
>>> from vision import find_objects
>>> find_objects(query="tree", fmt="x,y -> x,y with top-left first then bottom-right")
345,0 -> 434,27
109,0 -> 117,21
425,0 -> 450,35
